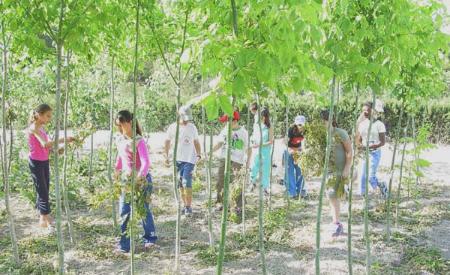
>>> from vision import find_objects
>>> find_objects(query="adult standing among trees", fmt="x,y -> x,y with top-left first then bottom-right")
356,101 -> 388,198
212,110 -> 249,221
320,110 -> 352,238
164,105 -> 202,216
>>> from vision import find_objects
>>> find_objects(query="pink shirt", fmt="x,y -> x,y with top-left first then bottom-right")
115,135 -> 150,178
28,127 -> 50,161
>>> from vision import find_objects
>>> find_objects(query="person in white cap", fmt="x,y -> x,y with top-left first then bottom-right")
356,101 -> 388,198
282,115 -> 307,199
164,105 -> 202,216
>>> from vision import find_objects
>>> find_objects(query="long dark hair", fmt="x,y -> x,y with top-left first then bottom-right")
116,110 -> 143,136
261,107 -> 271,128
320,109 -> 338,128
30,103 -> 52,124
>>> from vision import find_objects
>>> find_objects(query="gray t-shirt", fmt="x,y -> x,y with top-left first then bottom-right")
329,127 -> 350,176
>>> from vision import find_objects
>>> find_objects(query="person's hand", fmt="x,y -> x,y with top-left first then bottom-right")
369,144 -> 378,150
164,157 -> 170,167
342,168 -> 350,179
67,136 -> 76,143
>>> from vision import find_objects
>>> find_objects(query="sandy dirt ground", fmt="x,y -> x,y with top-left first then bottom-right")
1,130 -> 449,274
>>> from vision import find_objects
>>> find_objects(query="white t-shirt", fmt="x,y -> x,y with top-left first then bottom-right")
167,122 -> 199,164
358,119 -> 386,146
219,126 -> 248,165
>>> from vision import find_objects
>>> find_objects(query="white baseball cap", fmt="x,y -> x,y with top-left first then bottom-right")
375,99 -> 384,113
294,115 -> 306,126
179,105 -> 193,121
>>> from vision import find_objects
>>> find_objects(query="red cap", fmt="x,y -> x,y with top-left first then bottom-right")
219,111 -> 240,123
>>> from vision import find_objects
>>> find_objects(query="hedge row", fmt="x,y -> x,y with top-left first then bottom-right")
139,95 -> 449,143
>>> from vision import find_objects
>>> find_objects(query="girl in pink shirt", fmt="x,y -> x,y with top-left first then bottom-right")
114,110 -> 157,253
28,104 -> 75,228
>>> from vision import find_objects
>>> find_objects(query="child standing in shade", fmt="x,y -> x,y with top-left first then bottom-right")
164,105 -> 202,216
283,115 -> 307,199
249,107 -> 274,194
212,111 -> 249,219
114,110 -> 157,253
28,103 -> 75,229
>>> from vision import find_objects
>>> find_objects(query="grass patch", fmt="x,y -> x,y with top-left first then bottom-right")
193,243 -> 244,266
401,247 -> 450,274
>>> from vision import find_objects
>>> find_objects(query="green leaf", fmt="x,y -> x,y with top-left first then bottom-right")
218,94 -> 233,116
202,94 -> 219,121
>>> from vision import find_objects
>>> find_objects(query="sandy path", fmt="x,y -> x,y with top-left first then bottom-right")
1,130 -> 449,274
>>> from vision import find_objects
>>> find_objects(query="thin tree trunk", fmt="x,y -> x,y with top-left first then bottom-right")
386,106 -> 403,242
347,85 -> 359,275
363,90 -> 376,274
284,96 -> 290,209
335,81 -> 340,124
315,75 -> 336,275
395,117 -> 410,227
268,111 -> 276,210
256,94 -> 267,275
200,56 -> 213,247
217,97 -> 235,275
88,132 -> 94,187
108,55 -> 118,229
207,133 -> 214,247
54,1 -> 66,271
172,10 -> 189,273
130,1 -> 141,273
411,115 -> 419,185
218,2 -> 240,273
242,104 -> 251,235
62,50 -> 75,244
7,120 -> 12,174
1,25 -> 19,264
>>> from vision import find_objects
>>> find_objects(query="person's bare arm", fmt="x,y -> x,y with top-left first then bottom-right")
194,139 -> 202,156
342,139 -> 353,179
369,133 -> 385,150
263,127 -> 274,146
246,148 -> 252,168
212,141 -> 224,152
164,139 -> 171,163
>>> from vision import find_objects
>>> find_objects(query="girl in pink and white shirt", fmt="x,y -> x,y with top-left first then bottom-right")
28,103 -> 75,229
114,110 -> 157,253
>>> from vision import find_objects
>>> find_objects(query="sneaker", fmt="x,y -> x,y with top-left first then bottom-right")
300,189 -> 308,199
185,207 -> 193,216
114,245 -> 130,256
332,222 -> 344,238
378,181 -> 388,199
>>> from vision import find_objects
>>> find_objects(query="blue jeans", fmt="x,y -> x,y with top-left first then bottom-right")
119,175 -> 157,252
283,150 -> 305,197
176,161 -> 195,188
360,149 -> 382,195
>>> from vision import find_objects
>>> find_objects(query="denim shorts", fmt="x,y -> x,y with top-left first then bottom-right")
176,161 -> 195,188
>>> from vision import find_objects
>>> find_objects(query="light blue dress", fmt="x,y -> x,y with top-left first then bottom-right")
250,124 -> 272,189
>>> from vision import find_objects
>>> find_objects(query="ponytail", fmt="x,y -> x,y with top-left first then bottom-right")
261,107 -> 271,128
116,110 -> 143,136
29,103 -> 52,124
